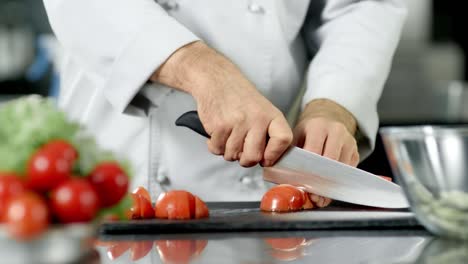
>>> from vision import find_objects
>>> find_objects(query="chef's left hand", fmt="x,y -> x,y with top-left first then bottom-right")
294,98 -> 359,167
293,99 -> 359,208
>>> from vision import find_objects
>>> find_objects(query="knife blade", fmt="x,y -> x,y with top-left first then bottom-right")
176,111 -> 409,208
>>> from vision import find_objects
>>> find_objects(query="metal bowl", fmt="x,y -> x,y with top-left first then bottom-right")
380,126 -> 468,239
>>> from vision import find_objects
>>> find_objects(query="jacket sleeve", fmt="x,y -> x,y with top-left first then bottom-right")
42,0 -> 200,113
301,0 -> 407,158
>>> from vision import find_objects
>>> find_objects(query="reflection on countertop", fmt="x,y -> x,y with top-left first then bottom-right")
92,230 -> 468,264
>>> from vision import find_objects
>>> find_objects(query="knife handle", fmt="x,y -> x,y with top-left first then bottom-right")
175,111 -> 211,138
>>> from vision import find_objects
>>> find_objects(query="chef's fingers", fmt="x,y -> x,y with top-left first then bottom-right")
207,127 -> 232,155
224,126 -> 248,161
240,126 -> 267,167
350,151 -> 360,167
301,126 -> 327,155
322,135 -> 343,161
339,138 -> 358,166
262,116 -> 293,167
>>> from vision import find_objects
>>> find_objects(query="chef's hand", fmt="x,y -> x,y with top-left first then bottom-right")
294,98 -> 359,167
151,41 -> 293,167
294,99 -> 358,208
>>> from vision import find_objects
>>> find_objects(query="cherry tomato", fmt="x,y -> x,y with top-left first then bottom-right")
5,192 -> 49,240
130,192 -> 155,220
88,162 -> 129,208
155,190 -> 209,220
26,149 -> 72,192
155,240 -> 208,264
0,173 -> 26,221
50,179 -> 99,223
260,184 -> 306,212
42,140 -> 78,163
130,241 -> 154,261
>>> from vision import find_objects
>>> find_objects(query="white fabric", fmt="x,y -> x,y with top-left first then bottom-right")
42,0 -> 406,201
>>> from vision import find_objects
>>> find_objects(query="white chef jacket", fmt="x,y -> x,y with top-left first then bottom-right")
42,0 -> 406,201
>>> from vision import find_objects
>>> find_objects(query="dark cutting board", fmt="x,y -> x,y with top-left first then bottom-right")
100,202 -> 422,235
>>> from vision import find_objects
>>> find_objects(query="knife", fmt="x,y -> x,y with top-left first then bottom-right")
176,111 -> 409,209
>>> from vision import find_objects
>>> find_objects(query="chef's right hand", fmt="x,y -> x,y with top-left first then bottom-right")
151,41 -> 293,167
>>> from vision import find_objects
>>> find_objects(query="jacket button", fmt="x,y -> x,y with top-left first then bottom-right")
158,0 -> 179,11
156,174 -> 171,186
248,3 -> 265,14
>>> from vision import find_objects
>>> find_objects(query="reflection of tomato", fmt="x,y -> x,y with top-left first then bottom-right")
265,237 -> 309,261
131,241 -> 154,261
130,187 -> 155,220
379,176 -> 393,182
50,179 -> 99,223
5,192 -> 49,240
155,240 -> 208,264
264,237 -> 306,251
107,242 -> 132,260
155,191 -> 209,220
88,162 -> 129,208
270,247 -> 305,261
0,174 -> 25,221
260,184 -> 307,212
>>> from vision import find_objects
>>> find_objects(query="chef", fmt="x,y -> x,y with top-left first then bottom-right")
42,0 -> 406,202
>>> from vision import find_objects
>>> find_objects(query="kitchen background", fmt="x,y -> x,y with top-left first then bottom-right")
0,0 -> 467,177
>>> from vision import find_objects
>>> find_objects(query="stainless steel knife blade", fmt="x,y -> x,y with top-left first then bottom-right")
265,147 -> 409,208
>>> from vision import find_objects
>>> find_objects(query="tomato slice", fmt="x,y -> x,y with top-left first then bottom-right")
260,184 -> 305,212
155,191 -> 209,220
0,173 -> 26,221
264,237 -> 306,251
5,192 -> 49,240
379,175 -> 393,182
130,193 -> 155,220
130,241 -> 154,261
155,240 -> 208,264
132,186 -> 152,202
50,179 -> 100,223
88,162 -> 129,208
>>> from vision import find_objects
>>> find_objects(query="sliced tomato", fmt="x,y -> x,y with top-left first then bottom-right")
50,179 -> 100,223
130,241 -> 154,261
0,173 -> 26,221
130,192 -> 155,220
260,184 -> 305,212
270,247 -> 305,261
155,190 -> 209,220
88,162 -> 129,208
5,192 -> 49,240
155,240 -> 208,264
133,186 -> 152,202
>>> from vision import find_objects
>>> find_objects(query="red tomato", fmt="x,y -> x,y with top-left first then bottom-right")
88,162 -> 129,208
130,241 -> 154,261
155,240 -> 208,264
50,179 -> 99,223
130,192 -> 155,220
5,192 -> 49,240
260,184 -> 306,212
155,191 -> 209,220
26,149 -> 72,192
42,140 -> 78,163
0,173 -> 26,221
